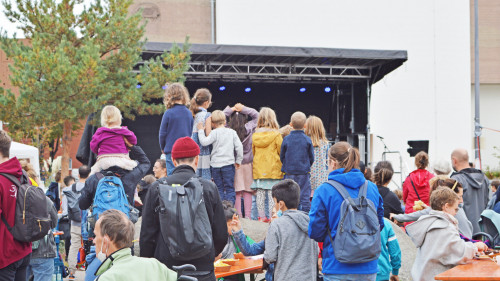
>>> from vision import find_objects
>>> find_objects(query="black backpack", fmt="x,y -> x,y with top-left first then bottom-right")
63,184 -> 82,222
157,178 -> 213,261
0,171 -> 51,242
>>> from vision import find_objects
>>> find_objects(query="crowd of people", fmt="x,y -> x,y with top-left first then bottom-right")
0,82 -> 496,281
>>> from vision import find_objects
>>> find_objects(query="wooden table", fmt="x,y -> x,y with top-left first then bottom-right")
435,259 -> 500,280
215,256 -> 263,280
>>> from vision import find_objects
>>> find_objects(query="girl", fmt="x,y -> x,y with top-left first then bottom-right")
305,116 -> 329,197
224,103 -> 259,218
373,161 -> 404,219
90,105 -> 137,175
251,107 -> 283,222
190,88 -> 213,180
159,83 -> 193,175
309,142 -> 384,281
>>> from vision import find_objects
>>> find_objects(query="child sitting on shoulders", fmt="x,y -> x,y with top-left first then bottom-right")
90,105 -> 137,175
407,187 -> 488,281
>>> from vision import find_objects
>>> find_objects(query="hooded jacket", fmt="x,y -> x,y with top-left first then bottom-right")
90,126 -> 137,156
402,169 -> 434,217
407,210 -> 476,281
0,157 -> 31,269
252,129 -> 284,179
223,106 -> 259,165
264,210 -> 318,281
451,168 -> 490,234
308,168 -> 384,275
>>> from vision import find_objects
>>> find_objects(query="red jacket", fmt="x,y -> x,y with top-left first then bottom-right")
403,169 -> 434,216
0,157 -> 31,269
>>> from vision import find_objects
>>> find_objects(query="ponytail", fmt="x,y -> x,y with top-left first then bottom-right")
190,88 -> 212,117
328,141 -> 360,173
189,98 -> 199,117
344,147 -> 360,173
373,161 -> 394,186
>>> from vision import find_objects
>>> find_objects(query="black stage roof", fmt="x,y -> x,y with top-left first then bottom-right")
140,42 -> 407,84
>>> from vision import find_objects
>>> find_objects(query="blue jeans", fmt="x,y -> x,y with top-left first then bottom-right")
164,153 -> 175,176
211,165 -> 236,204
85,246 -> 102,281
284,174 -> 311,213
25,258 -> 53,281
323,273 -> 377,281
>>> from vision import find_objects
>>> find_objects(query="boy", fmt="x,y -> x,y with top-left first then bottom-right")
198,110 -> 243,205
377,218 -> 401,281
280,112 -> 314,212
407,188 -> 488,281
264,179 -> 318,281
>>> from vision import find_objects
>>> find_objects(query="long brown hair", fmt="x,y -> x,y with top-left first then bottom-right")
328,141 -> 360,173
305,116 -> 328,147
189,88 -> 212,117
373,161 -> 393,186
163,83 -> 190,109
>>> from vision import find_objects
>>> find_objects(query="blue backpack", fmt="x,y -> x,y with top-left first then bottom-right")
326,180 -> 381,263
87,172 -> 139,236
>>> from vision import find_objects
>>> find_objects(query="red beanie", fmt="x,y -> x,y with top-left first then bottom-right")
171,137 -> 200,159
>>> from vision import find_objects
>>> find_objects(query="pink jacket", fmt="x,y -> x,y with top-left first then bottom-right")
90,127 -> 137,156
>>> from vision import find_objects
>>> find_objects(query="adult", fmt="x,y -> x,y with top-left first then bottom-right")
402,151 -> 434,225
373,161 -> 404,219
79,144 -> 150,281
152,159 -> 167,179
93,209 -> 177,281
0,130 -> 31,281
309,142 -> 384,281
433,159 -> 452,176
140,137 -> 227,281
46,170 -> 62,211
451,148 -> 489,233
62,165 -> 90,279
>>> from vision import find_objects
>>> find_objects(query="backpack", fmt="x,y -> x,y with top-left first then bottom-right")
0,171 -> 51,242
63,184 -> 82,222
157,177 -> 213,261
326,180 -> 381,263
86,172 -> 139,236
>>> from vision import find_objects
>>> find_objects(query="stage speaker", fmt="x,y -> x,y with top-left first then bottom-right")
407,140 -> 429,157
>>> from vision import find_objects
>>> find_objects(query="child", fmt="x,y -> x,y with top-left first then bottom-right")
198,110 -> 243,204
159,83 -> 193,175
280,112 -> 314,212
251,107 -> 283,222
376,218 -> 401,281
487,180 -> 500,209
407,188 -> 487,281
190,88 -> 213,180
264,179 -> 318,281
279,124 -> 292,138
305,115 -> 329,198
90,105 -> 138,175
224,103 -> 259,218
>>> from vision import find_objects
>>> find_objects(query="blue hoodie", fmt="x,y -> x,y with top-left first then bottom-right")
308,168 -> 384,275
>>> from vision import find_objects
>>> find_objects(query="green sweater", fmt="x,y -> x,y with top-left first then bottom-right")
96,248 -> 176,281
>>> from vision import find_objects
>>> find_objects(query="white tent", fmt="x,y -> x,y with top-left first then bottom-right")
10,141 -> 41,179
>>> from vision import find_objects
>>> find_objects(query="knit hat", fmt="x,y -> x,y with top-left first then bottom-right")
171,137 -> 200,159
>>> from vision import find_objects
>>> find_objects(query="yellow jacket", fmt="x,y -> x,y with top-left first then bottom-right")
252,128 -> 284,179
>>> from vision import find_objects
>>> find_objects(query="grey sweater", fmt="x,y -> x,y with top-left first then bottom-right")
198,127 -> 243,168
264,210 -> 318,281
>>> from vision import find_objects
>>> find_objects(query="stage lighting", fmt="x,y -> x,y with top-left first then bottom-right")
245,87 -> 252,93
219,86 -> 226,91
162,85 -> 167,90
136,84 -> 141,89
300,87 -> 306,93
324,87 -> 331,93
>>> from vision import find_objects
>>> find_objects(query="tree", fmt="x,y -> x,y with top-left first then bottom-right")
0,0 -> 190,179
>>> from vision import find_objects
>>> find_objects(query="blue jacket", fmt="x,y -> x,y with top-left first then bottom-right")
233,230 -> 273,281
159,104 -> 193,154
280,130 -> 314,174
377,218 -> 401,281
308,168 -> 384,275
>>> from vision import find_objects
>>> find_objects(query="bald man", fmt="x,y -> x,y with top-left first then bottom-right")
450,149 -> 490,234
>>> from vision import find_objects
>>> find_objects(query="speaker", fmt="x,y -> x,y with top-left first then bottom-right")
407,140 -> 429,157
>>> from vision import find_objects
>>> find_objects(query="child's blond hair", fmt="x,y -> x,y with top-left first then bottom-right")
290,111 -> 306,130
279,125 -> 292,138
101,105 -> 122,127
163,83 -> 190,109
305,116 -> 328,147
257,107 -> 279,130
211,110 -> 226,126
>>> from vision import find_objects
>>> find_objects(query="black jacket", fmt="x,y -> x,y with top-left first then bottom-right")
32,197 -> 58,259
140,165 -> 228,273
78,146 -> 150,210
377,185 -> 404,219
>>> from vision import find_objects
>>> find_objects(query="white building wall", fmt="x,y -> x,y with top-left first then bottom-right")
474,84 -> 500,170
216,0 -> 472,180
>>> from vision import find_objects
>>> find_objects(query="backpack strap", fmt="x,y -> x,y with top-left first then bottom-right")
96,172 -> 104,181
408,176 -> 421,201
326,180 -> 357,208
0,172 -> 22,187
358,181 -> 369,200
72,183 -> 77,193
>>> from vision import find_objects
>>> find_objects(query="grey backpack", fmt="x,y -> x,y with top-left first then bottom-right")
63,184 -> 82,222
326,180 -> 381,263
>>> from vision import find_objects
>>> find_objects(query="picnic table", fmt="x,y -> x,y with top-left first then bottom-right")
215,255 -> 263,281
435,259 -> 500,280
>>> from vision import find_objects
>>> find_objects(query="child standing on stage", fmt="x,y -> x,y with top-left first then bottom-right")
305,116 -> 330,198
190,88 -> 213,180
251,107 -> 283,222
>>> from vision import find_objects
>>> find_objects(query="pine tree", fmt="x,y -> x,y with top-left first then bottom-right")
0,0 -> 190,179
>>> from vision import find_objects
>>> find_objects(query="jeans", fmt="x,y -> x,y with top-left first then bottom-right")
85,246 -> 101,281
164,153 -> 175,176
284,174 -> 311,213
323,273 -> 377,281
211,165 -> 236,204
0,253 -> 31,281
26,258 -> 53,281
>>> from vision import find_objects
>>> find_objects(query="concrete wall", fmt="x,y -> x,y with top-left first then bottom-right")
216,0 -> 472,181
